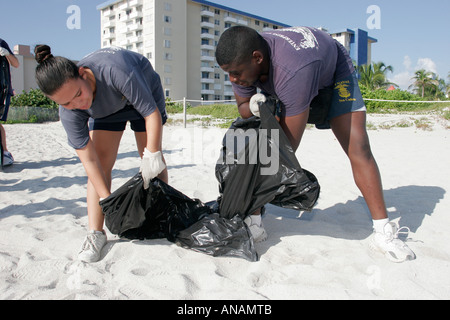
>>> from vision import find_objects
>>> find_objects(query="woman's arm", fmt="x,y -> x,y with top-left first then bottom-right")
144,109 -> 163,152
75,140 -> 111,199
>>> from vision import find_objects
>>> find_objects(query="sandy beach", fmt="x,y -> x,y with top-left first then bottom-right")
1,112 -> 449,300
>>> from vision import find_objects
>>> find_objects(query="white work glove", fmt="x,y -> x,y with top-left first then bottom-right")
249,93 -> 267,118
0,47 -> 10,57
140,148 -> 166,189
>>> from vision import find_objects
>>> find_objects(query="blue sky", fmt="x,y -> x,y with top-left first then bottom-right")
1,0 -> 448,89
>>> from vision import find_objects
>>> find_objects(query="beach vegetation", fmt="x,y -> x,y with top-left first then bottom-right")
10,88 -> 58,109
357,62 -> 395,90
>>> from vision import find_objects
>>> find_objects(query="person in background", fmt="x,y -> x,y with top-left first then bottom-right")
35,45 -> 168,263
216,26 -> 415,263
0,38 -> 20,167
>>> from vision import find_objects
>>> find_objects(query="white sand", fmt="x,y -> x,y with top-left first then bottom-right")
1,112 -> 450,300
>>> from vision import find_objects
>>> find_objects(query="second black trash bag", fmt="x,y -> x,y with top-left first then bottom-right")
216,96 -> 320,220
100,174 -> 210,241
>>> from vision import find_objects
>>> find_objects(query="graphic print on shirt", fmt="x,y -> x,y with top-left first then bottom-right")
335,80 -> 356,102
266,27 -> 319,51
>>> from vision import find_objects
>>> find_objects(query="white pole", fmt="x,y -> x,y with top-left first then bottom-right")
183,97 -> 187,128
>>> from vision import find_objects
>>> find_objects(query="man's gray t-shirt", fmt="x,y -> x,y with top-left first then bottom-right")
232,27 -> 354,117
60,47 -> 166,149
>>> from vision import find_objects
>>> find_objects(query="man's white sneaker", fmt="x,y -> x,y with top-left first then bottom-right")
78,230 -> 107,263
370,222 -> 416,263
3,151 -> 14,166
244,215 -> 268,243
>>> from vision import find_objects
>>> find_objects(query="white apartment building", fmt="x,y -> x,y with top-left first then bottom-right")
97,0 -> 290,102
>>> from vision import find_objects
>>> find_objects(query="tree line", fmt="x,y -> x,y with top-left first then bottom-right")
357,62 -> 449,100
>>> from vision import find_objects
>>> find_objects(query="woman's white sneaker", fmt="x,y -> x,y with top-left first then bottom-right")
78,230 -> 107,263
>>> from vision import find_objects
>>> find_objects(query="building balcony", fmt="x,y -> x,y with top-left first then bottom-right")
128,23 -> 143,32
201,55 -> 215,62
200,33 -> 214,40
201,44 -> 215,51
200,21 -> 215,29
201,78 -> 215,84
118,2 -> 128,11
201,66 -> 215,73
103,32 -> 115,40
129,0 -> 143,7
103,9 -> 114,17
129,11 -> 143,19
201,10 -> 215,18
103,20 -> 116,28
201,89 -> 215,95
224,16 -> 237,24
237,19 -> 249,26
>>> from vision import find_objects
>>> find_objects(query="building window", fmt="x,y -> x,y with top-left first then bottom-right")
164,28 -> 172,36
164,15 -> 172,23
164,3 -> 172,11
201,39 -> 210,45
225,23 -> 231,29
214,73 -> 220,79
164,53 -> 173,60
164,40 -> 171,48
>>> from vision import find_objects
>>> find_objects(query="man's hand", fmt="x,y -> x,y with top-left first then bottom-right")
140,148 -> 166,189
249,93 -> 267,118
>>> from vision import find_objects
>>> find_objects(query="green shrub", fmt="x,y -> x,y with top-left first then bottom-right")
10,89 -> 58,109
165,98 -> 191,113
187,104 -> 240,119
360,85 -> 429,112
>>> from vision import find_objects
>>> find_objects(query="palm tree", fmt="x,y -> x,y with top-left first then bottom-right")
409,69 -> 439,98
447,72 -> 450,98
357,62 -> 395,90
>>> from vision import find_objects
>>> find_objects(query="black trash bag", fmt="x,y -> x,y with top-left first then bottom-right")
100,174 -> 258,261
176,211 -> 258,262
216,96 -> 320,220
100,174 -> 210,241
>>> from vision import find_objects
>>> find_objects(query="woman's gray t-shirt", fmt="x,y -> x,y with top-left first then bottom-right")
60,47 -> 166,149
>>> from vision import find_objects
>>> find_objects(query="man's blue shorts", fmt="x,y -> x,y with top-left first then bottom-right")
88,105 -> 167,132
316,71 -> 366,129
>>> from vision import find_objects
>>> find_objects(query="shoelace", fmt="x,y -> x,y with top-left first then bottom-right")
80,233 -> 103,252
385,225 -> 411,243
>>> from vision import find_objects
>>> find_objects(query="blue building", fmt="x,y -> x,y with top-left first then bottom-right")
329,28 -> 378,66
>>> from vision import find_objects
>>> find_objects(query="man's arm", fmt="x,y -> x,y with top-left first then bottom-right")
235,93 -> 252,119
